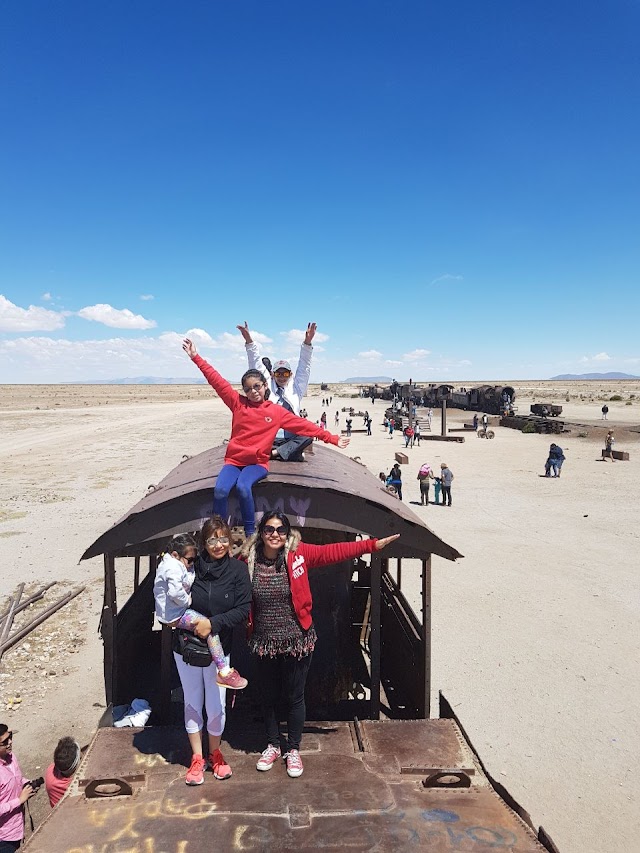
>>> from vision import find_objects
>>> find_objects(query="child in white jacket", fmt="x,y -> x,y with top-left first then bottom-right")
153,533 -> 247,690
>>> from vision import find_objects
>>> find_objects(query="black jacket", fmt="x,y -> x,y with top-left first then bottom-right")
189,553 -> 252,654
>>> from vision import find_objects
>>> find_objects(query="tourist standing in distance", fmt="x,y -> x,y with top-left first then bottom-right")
440,463 -> 454,506
237,321 -> 317,462
601,404 -> 609,420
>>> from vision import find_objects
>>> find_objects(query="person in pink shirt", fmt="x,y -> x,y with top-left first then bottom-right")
0,726 -> 36,851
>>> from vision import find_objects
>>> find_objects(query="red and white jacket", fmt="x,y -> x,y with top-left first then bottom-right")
192,354 -> 339,468
241,530 -> 378,631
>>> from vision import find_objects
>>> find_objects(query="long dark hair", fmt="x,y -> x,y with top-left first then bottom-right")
257,511 -> 291,572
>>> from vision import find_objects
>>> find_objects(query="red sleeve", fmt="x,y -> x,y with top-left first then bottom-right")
297,539 -> 377,570
278,409 -> 340,446
192,355 -> 239,411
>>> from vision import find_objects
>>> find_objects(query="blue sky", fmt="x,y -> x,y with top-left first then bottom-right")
1,1 -> 639,382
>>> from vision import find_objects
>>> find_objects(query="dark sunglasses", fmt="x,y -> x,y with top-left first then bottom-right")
243,382 -> 264,393
263,525 -> 287,536
274,369 -> 291,377
184,557 -> 195,565
0,732 -> 12,746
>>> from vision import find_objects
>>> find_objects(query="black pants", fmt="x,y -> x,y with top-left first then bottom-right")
255,652 -> 313,752
442,485 -> 452,505
273,435 -> 313,462
0,841 -> 22,852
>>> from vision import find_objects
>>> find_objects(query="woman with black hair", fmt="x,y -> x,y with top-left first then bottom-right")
183,338 -> 349,535
241,511 -> 399,779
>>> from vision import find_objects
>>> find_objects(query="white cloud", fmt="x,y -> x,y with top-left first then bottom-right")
593,352 -> 611,362
384,360 -> 403,367
42,292 -> 52,302
358,349 -> 383,360
430,273 -> 463,286
0,294 -> 66,332
280,328 -> 329,348
140,294 -> 154,301
77,303 -> 157,330
404,348 -> 431,361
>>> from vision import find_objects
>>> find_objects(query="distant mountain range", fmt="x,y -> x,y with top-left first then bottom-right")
342,376 -> 393,383
550,372 -> 639,380
69,377 -> 206,385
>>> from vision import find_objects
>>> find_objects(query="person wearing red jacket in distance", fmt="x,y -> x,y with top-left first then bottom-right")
183,339 -> 350,536
241,511 -> 399,779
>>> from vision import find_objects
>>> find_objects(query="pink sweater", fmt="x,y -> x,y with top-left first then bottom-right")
0,754 -> 27,842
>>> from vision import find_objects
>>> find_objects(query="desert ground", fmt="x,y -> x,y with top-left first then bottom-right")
0,379 -> 638,851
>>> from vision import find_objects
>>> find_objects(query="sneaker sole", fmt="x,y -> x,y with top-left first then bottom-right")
213,770 -> 232,780
286,768 -> 303,778
256,763 -> 277,771
216,679 -> 248,689
185,777 -> 204,786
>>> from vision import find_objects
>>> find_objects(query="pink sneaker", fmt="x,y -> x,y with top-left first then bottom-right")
256,744 -> 281,772
209,748 -> 232,780
185,754 -> 206,786
284,749 -> 304,778
216,668 -> 248,690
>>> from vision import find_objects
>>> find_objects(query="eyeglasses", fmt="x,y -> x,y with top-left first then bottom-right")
262,525 -> 287,536
206,536 -> 230,546
243,382 -> 264,393
274,370 -> 291,378
0,732 -> 12,746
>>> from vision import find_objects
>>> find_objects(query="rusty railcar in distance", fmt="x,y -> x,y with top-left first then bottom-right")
24,447 -> 559,853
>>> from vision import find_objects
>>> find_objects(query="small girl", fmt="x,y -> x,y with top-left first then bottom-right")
183,338 -> 349,536
153,533 -> 248,690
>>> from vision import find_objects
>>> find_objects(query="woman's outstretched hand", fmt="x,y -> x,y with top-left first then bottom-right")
337,436 -> 350,449
183,338 -> 198,359
375,534 -> 400,550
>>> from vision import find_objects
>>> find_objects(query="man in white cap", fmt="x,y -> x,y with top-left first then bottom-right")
237,321 -> 317,461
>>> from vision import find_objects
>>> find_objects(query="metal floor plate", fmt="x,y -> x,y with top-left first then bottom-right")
25,723 -> 548,852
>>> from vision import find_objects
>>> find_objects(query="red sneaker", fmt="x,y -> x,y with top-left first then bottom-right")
216,668 -> 248,689
209,748 -> 232,780
185,754 -> 206,786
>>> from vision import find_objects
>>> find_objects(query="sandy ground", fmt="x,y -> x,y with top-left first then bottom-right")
0,381 -> 638,851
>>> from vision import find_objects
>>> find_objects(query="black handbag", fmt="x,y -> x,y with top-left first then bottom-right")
175,630 -> 211,667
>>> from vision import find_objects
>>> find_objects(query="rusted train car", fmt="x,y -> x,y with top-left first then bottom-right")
24,446 -> 558,852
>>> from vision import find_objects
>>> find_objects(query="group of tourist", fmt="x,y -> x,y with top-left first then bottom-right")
150,323 -> 400,786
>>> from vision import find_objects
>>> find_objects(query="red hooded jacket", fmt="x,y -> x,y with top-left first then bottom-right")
192,354 -> 339,468
242,532 -> 378,631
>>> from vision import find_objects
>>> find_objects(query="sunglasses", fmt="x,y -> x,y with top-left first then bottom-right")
274,370 -> 291,377
262,525 -> 288,536
243,382 -> 264,393
206,536 -> 230,546
184,557 -> 195,565
0,732 -> 12,746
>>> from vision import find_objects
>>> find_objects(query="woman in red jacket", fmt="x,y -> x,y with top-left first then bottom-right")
183,338 -> 349,535
241,511 -> 399,779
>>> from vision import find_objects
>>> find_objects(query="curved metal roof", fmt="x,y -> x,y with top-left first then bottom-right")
81,445 -> 463,562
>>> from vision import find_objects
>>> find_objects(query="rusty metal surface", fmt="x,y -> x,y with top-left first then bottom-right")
26,723 -> 548,853
360,719 -> 476,775
81,444 -> 463,562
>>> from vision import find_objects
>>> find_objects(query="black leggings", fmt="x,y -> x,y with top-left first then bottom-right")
0,841 -> 21,852
255,652 -> 313,752
442,485 -> 452,505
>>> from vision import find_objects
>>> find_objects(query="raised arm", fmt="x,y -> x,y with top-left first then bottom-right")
238,322 -> 270,382
292,322 -> 316,398
300,534 -> 400,569
278,408 -> 350,448
183,338 -> 239,411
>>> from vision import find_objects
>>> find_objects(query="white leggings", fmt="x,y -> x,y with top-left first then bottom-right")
174,651 -> 228,736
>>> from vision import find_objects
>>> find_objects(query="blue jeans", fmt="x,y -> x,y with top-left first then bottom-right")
213,464 -> 268,534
